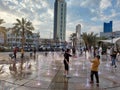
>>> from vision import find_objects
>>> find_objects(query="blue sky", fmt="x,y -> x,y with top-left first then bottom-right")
0,0 -> 120,41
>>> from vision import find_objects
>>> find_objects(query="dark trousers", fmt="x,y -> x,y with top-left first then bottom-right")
14,53 -> 16,59
64,60 -> 69,71
90,71 -> 99,83
111,57 -> 117,66
21,54 -> 24,59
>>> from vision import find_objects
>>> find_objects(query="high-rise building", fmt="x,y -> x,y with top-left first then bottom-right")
103,21 -> 112,33
76,24 -> 82,48
53,0 -> 67,41
76,24 -> 81,40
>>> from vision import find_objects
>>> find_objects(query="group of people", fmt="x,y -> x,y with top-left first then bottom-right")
13,47 -> 24,60
63,48 -> 100,87
13,47 -> 37,60
107,47 -> 120,68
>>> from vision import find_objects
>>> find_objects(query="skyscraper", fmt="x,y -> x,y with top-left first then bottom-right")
103,21 -> 113,33
76,24 -> 81,40
76,24 -> 81,48
53,0 -> 67,41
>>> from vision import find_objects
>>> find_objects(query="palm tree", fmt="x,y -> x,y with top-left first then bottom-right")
82,32 -> 88,49
82,32 -> 98,50
13,18 -> 34,70
69,33 -> 77,48
0,19 -> 6,46
0,19 -> 5,25
13,18 -> 34,48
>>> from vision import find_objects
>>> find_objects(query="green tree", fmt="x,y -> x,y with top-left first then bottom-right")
82,32 -> 98,50
13,18 -> 34,48
13,18 -> 34,71
0,19 -> 5,25
0,19 -> 6,46
69,33 -> 77,48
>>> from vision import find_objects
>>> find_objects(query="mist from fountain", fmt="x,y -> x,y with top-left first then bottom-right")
36,55 -> 43,86
83,51 -> 91,87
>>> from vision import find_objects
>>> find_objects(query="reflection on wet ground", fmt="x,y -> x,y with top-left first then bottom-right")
0,52 -> 120,90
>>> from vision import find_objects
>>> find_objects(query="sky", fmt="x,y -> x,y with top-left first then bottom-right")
0,0 -> 120,41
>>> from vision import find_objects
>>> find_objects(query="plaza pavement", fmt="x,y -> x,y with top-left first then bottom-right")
0,52 -> 120,90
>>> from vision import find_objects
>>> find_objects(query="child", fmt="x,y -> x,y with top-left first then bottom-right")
64,49 -> 72,77
21,48 -> 24,59
13,47 -> 17,59
90,55 -> 100,86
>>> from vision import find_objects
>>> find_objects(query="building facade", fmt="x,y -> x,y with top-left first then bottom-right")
104,21 -> 112,33
100,31 -> 120,39
53,0 -> 67,41
7,28 -> 40,50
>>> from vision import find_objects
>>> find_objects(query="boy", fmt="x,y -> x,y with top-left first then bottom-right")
90,55 -> 100,86
64,49 -> 72,77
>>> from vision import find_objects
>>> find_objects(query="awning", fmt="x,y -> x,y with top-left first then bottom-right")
99,37 -> 120,43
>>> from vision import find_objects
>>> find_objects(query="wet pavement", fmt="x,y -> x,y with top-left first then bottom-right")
0,52 -> 120,90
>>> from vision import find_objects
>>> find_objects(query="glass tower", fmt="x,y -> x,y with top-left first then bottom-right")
53,0 -> 67,41
103,21 -> 113,33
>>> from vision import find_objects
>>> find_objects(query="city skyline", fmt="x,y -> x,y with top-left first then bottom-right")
0,0 -> 120,41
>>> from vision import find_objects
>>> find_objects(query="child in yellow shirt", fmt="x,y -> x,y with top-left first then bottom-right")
21,48 -> 24,58
90,55 -> 100,86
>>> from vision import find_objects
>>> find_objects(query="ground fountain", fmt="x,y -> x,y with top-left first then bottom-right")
84,51 -> 91,87
36,54 -> 43,86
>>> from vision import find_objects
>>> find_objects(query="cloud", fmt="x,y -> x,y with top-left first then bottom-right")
0,0 -> 54,35
0,0 -> 120,41
88,25 -> 102,35
91,17 -> 98,21
113,20 -> 120,31
117,0 -> 120,7
100,0 -> 112,11
0,11 -> 19,27
67,0 -> 81,7
80,0 -> 100,8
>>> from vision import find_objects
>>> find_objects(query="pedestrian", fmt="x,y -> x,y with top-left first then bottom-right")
63,48 -> 72,77
89,55 -> 100,86
111,51 -> 117,68
20,48 -> 24,70
33,47 -> 36,56
21,48 -> 24,59
13,47 -> 17,59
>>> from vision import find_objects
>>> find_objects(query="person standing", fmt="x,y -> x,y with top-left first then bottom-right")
13,47 -> 17,59
33,47 -> 36,56
20,48 -> 24,70
89,55 -> 100,86
111,51 -> 117,68
64,49 -> 72,77
21,48 -> 24,59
